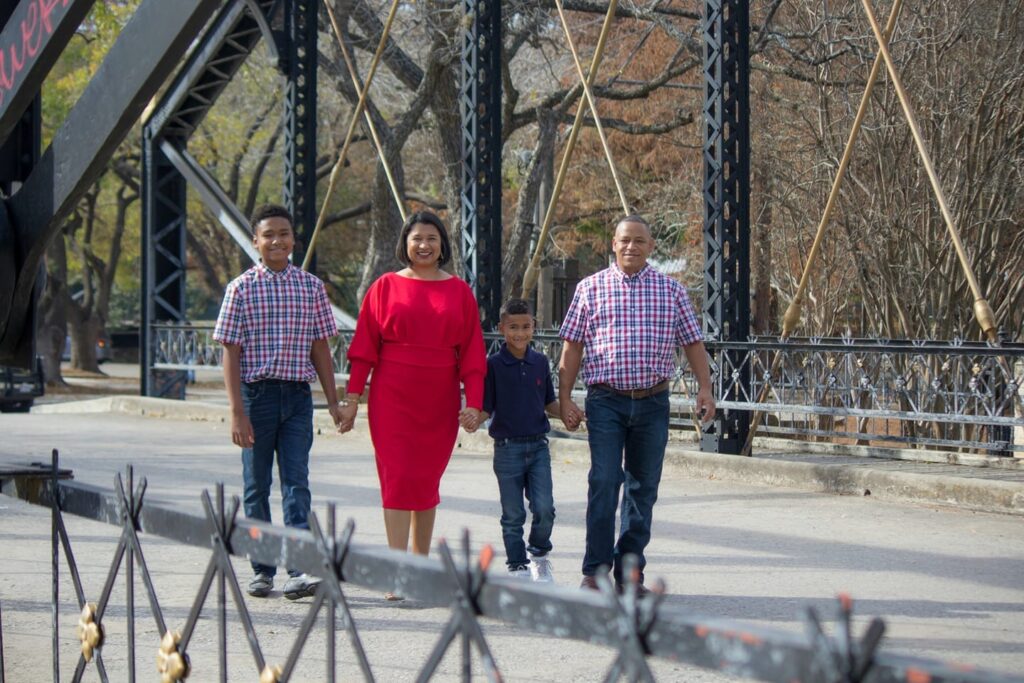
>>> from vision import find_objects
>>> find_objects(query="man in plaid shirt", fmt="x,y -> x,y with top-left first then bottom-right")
213,204 -> 343,600
558,215 -> 715,594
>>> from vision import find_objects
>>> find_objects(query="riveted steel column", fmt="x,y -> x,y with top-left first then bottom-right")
282,0 -> 319,270
460,0 -> 502,330
702,0 -> 751,453
141,132 -> 188,399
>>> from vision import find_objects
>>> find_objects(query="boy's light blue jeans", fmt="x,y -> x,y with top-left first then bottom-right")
582,386 -> 669,584
241,379 -> 313,578
492,436 -> 555,569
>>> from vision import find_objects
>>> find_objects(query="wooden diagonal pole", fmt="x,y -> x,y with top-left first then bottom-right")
861,0 -> 998,343
520,0 -> 620,299
322,0 -> 406,224
302,0 -> 402,271
740,0 -> 905,456
553,0 -> 629,215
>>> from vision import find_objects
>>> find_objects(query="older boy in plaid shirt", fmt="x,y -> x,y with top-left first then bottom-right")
214,204 -> 343,600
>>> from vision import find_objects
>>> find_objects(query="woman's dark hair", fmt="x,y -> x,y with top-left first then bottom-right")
250,204 -> 294,235
395,211 -> 452,267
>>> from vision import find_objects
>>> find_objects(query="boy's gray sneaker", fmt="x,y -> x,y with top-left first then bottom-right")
283,573 -> 321,600
247,572 -> 273,598
529,556 -> 554,583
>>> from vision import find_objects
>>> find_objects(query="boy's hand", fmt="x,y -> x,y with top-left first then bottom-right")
560,398 -> 584,432
337,401 -> 358,434
328,402 -> 345,427
231,412 -> 255,447
459,407 -> 482,433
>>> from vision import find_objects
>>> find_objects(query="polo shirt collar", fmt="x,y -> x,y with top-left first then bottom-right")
610,262 -> 652,282
499,343 -> 536,365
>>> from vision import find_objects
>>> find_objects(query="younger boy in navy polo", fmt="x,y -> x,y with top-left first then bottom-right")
479,299 -> 561,582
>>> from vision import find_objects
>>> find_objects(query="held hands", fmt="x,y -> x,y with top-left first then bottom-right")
335,400 -> 359,434
560,397 -> 584,432
459,407 -> 483,433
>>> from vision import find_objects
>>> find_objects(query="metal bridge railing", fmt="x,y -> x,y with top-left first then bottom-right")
2,454 -> 1021,683
151,324 -> 1024,454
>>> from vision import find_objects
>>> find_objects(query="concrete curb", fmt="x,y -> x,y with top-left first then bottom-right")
33,396 -> 1024,516
659,448 -> 1024,516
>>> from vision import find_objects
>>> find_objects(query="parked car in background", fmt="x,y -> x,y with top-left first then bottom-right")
61,333 -> 112,363
1,358 -> 44,412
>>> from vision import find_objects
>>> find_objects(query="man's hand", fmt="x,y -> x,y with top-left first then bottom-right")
560,397 -> 584,432
337,401 -> 358,434
231,411 -> 255,447
695,386 -> 716,423
459,407 -> 482,433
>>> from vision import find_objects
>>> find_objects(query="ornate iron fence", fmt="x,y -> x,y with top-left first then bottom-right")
151,324 -> 1024,454
2,454 -> 1022,683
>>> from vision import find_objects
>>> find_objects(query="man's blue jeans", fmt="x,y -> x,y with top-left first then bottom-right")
492,436 -> 555,568
241,380 -> 313,577
582,386 -> 669,583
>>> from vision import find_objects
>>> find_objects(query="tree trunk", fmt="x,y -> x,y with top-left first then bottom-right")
38,236 -> 68,385
752,163 -> 774,335
505,107 -> 556,299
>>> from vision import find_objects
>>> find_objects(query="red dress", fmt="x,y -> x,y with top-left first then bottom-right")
346,273 -> 486,510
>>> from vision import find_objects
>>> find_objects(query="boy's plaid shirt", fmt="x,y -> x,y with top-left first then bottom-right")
213,263 -> 337,383
559,263 -> 702,390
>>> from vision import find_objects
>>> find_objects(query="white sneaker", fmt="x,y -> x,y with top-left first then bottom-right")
529,556 -> 554,583
509,566 -> 531,579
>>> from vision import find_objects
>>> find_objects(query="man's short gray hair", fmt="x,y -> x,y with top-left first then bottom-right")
617,214 -> 651,230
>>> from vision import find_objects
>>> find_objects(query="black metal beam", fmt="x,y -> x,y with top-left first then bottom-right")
702,0 -> 751,454
0,0 -> 222,360
460,0 -> 503,330
4,475 -> 1021,683
157,139 -> 260,263
140,135 -> 189,399
281,0 -> 318,268
145,0 -> 279,139
0,0 -> 96,144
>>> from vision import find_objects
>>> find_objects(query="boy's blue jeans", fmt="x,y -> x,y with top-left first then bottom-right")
241,379 -> 313,578
582,386 -> 669,583
492,435 -> 555,568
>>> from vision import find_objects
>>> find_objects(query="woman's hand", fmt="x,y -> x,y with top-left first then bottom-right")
459,407 -> 482,433
336,399 -> 359,434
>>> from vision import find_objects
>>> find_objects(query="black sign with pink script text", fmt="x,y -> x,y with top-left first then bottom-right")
0,0 -> 96,143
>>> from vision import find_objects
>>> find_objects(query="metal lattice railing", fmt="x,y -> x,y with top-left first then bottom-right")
2,454 -> 1022,683
151,324 -> 1024,454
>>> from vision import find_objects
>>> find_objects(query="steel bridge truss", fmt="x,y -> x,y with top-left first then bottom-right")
2,455 -> 1020,683
460,0 -> 504,330
702,0 -> 752,454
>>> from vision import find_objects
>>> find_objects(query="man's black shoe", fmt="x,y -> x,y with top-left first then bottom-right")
616,581 -> 651,598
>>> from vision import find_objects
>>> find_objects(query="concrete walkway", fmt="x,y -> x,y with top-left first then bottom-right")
1,398 -> 1022,681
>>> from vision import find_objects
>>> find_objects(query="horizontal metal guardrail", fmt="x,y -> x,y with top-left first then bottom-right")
150,324 -> 1024,453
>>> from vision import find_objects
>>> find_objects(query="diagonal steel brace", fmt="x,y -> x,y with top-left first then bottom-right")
598,555 -> 665,683
804,593 -> 886,683
416,531 -> 503,683
276,506 -> 375,682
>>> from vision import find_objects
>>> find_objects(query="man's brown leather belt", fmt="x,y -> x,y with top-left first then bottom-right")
589,380 -> 670,399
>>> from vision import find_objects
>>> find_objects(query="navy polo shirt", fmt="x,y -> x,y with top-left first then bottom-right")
482,343 -> 556,440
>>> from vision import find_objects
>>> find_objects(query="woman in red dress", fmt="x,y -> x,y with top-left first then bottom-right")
337,212 -> 486,588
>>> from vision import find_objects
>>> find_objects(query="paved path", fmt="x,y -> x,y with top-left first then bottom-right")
1,406 -> 1022,682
